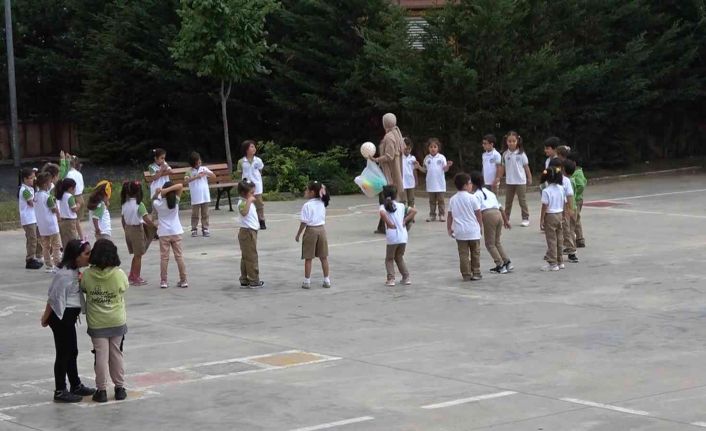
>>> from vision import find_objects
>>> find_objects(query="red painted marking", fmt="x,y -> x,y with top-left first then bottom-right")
583,200 -> 628,208
130,370 -> 190,387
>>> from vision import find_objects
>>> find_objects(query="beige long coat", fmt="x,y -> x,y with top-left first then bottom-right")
378,133 -> 405,203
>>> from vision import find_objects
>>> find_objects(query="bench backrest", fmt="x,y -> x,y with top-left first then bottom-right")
143,163 -> 234,185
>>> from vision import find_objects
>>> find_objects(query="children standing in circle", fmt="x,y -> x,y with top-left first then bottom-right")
56,178 -> 81,248
499,131 -> 532,227
121,181 -> 156,286
481,134 -> 502,193
417,138 -> 453,222
185,151 -> 215,238
40,240 -> 96,403
402,138 -> 418,207
295,181 -> 331,289
60,152 -> 86,241
539,165 -> 566,271
447,173 -> 483,281
237,140 -> 266,229
237,180 -> 264,288
35,173 -> 62,272
153,182 -> 188,289
19,167 -> 44,269
87,181 -> 112,241
470,172 -> 513,274
80,239 -> 129,403
147,148 -> 172,219
379,185 -> 417,286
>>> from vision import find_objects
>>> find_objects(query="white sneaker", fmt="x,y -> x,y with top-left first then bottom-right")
541,264 -> 559,272
301,281 -> 311,290
521,219 -> 530,227
385,279 -> 395,286
45,266 -> 57,273
558,263 -> 566,269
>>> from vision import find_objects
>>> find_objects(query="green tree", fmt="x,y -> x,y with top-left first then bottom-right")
172,0 -> 279,171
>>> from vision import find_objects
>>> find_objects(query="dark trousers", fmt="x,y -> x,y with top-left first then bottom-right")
49,307 -> 82,391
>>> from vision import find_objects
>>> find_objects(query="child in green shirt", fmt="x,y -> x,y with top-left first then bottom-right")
568,152 -> 587,247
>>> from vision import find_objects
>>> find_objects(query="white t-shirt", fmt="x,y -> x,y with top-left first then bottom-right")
122,199 -> 149,226
424,153 -> 447,193
35,190 -> 60,236
503,150 -> 529,185
473,188 -> 501,211
19,184 -> 37,226
65,168 -> 84,195
154,196 -> 183,236
380,202 -> 408,245
90,202 -> 111,237
238,198 -> 260,230
240,157 -> 264,195
301,199 -> 326,227
541,184 -> 566,213
59,193 -> 78,220
448,191 -> 481,240
562,176 -> 574,198
187,166 -> 213,205
482,149 -> 502,186
148,162 -> 171,197
402,154 -> 417,190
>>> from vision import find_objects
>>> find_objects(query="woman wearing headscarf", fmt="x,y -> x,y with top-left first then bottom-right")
371,113 -> 406,233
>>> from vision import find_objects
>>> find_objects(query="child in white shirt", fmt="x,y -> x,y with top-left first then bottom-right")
447,173 -> 483,281
539,166 -> 566,271
379,185 -> 417,286
34,172 -> 62,272
237,140 -> 266,229
185,152 -> 215,237
61,152 -> 85,240
87,181 -> 112,241
237,180 -> 263,288
147,148 -> 172,219
481,134 -> 502,193
153,182 -> 187,289
57,178 -> 80,248
499,131 -> 532,226
470,172 -> 513,274
18,167 -> 43,269
402,138 -> 418,207
295,181 -> 331,289
417,138 -> 453,222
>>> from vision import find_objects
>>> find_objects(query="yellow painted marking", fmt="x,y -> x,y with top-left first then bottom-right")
250,352 -> 326,367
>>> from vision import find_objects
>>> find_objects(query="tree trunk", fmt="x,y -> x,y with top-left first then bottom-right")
220,80 -> 233,172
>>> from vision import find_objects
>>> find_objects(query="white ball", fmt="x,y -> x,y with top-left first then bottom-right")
360,142 -> 376,159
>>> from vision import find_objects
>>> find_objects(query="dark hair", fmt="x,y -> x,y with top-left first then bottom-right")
121,180 -> 143,205
556,145 -> 570,159
36,171 -> 52,189
307,181 -> 330,207
563,159 -> 577,176
403,137 -> 413,148
482,134 -> 497,146
58,239 -> 90,270
55,178 -> 76,201
503,131 -> 524,154
18,167 -> 36,197
189,151 -> 201,168
87,183 -> 108,211
241,139 -> 256,157
238,180 -> 255,197
382,185 -> 397,212
454,172 -> 471,191
544,136 -> 561,150
541,160 -> 564,185
41,162 -> 60,179
89,239 -> 121,269
162,181 -> 177,209
152,148 -> 166,159
469,171 -> 487,200
68,154 -> 81,170
567,151 -> 582,166
427,137 -> 442,151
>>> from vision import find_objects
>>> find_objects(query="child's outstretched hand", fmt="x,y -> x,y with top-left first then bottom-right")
447,161 -> 454,167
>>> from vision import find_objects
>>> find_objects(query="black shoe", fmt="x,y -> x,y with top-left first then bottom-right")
259,220 -> 267,230
26,259 -> 43,270
576,239 -> 586,248
248,281 -> 264,289
503,260 -> 514,272
568,254 -> 579,263
115,387 -> 127,401
54,390 -> 82,403
71,384 -> 96,397
489,265 -> 502,274
92,390 -> 108,403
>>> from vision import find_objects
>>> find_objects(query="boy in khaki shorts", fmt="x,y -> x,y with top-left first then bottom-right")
237,181 -> 263,288
295,181 -> 331,289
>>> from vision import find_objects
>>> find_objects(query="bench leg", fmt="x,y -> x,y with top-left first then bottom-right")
227,188 -> 233,212
215,188 -> 222,210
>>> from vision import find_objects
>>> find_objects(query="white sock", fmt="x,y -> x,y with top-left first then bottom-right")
324,277 -> 331,283
304,278 -> 311,284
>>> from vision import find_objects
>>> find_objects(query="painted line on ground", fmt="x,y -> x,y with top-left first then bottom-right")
421,391 -> 517,409
0,401 -> 52,413
691,422 -> 706,428
0,412 -> 15,421
74,390 -> 161,408
289,416 -> 375,431
586,206 -> 706,219
560,398 -> 650,416
608,188 -> 706,201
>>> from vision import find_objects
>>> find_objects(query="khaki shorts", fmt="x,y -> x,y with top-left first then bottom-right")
301,226 -> 328,259
125,225 -> 147,256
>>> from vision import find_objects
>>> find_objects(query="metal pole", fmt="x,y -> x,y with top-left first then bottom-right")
5,0 -> 20,167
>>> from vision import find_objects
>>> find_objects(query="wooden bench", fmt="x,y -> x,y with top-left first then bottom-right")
143,163 -> 239,211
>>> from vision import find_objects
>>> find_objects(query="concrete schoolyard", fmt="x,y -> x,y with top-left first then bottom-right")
1,173 -> 706,430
